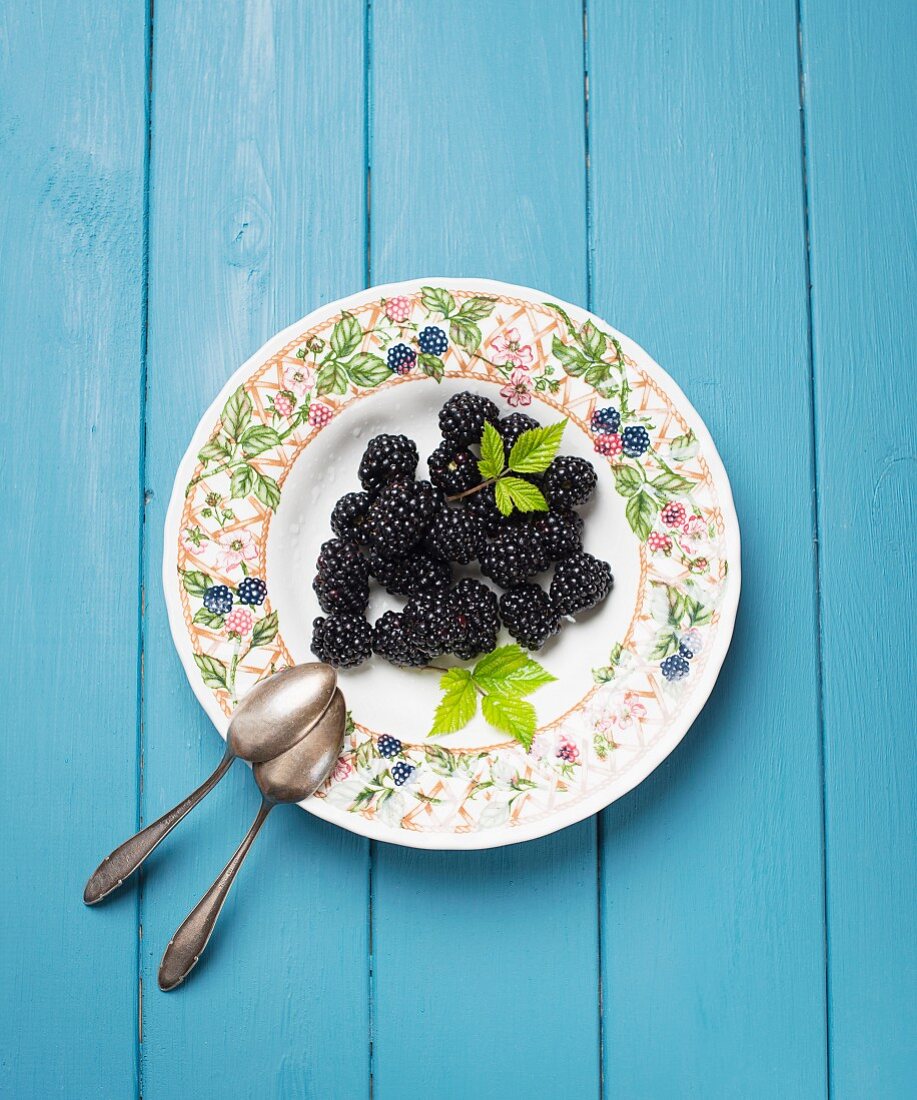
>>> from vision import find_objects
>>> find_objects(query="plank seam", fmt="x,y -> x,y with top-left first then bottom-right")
365,4 -> 375,1097
794,3 -> 832,1096
136,0 -> 156,1096
582,5 -> 604,1096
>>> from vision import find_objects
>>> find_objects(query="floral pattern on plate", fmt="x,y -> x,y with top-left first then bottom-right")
166,281 -> 738,847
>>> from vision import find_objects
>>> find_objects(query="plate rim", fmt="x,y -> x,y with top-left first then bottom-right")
163,277 -> 741,850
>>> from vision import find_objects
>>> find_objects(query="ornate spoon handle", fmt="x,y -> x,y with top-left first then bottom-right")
83,750 -> 234,905
158,799 -> 274,991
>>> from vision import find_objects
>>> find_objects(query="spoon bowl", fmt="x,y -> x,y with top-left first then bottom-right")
84,663 -> 338,905
158,688 -> 348,991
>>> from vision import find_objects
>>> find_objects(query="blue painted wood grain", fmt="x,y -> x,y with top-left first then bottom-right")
587,1 -> 828,1094
1,0 -> 914,1095
0,2 -> 147,1095
802,1 -> 916,1094
138,3 -> 370,1096
369,3 -> 601,1098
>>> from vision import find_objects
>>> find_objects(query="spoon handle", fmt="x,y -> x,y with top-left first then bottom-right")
83,750 -> 234,905
158,799 -> 274,991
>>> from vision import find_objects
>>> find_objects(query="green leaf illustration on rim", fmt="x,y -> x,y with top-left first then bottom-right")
330,311 -> 362,358
221,386 -> 253,441
194,653 -> 228,690
420,286 -> 456,317
625,490 -> 657,541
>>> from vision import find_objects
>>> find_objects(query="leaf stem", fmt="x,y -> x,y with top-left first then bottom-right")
445,475 -> 499,502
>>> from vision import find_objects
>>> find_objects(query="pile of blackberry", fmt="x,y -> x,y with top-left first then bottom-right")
311,392 -> 613,668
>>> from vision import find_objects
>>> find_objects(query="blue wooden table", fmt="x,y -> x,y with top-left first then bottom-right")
1,2 -> 913,1096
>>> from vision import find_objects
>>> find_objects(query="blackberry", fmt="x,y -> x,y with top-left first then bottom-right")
529,509 -> 584,561
621,425 -> 650,458
358,434 -> 419,493
418,326 -> 448,356
364,478 -> 442,560
496,412 -> 539,452
372,611 -> 432,668
450,578 -> 500,660
313,538 -> 370,614
678,629 -> 702,659
550,551 -> 613,616
499,583 -> 561,650
591,407 -> 621,434
311,612 -> 372,669
461,484 -> 505,535
439,390 -> 499,446
368,550 -> 452,597
544,455 -> 598,508
203,584 -> 233,615
402,590 -> 460,656
330,491 -> 373,544
661,653 -> 690,682
392,761 -> 415,786
386,343 -> 416,375
479,525 -> 549,589
237,576 -> 267,606
424,507 -> 485,564
377,733 -> 403,758
427,441 -> 482,496
549,550 -> 606,620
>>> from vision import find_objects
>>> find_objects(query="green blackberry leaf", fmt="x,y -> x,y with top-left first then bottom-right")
508,420 -> 566,473
498,659 -> 556,697
472,644 -> 528,683
500,476 -> 548,514
430,667 -> 478,736
481,692 -> 536,749
478,421 -> 505,481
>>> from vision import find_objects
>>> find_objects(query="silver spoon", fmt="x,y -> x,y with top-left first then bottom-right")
83,663 -> 338,905
157,688 -> 347,991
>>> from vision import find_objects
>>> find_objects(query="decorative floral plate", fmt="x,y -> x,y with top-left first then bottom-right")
164,279 -> 740,850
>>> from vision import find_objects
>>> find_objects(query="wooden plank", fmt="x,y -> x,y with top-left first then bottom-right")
801,1 -> 916,1093
0,2 -> 146,1095
139,3 -> 370,1095
369,3 -> 601,1097
587,2 -> 829,1094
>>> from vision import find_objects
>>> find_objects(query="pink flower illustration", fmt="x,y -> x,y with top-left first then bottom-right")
492,327 -> 534,368
614,692 -> 647,730
215,530 -> 258,572
331,755 -> 353,781
225,607 -> 253,636
283,362 -> 315,398
680,514 -> 708,556
500,369 -> 533,407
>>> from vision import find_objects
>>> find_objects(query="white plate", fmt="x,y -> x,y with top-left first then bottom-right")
164,279 -> 740,849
